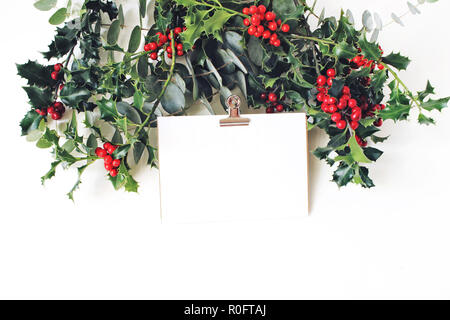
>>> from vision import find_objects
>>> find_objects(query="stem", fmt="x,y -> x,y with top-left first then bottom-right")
135,31 -> 177,136
382,62 -> 422,111
191,0 -> 247,18
289,34 -> 335,45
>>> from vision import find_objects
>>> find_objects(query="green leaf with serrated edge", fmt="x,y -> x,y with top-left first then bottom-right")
20,111 -> 42,135
382,52 -> 411,71
107,20 -> 121,45
98,98 -> 118,121
371,135 -> 390,144
128,26 -> 141,53
41,160 -> 61,185
116,163 -> 139,193
17,61 -> 57,88
418,113 -> 436,125
357,33 -> 381,60
333,42 -> 358,60
49,8 -> 67,25
333,162 -> 355,187
112,145 -> 131,159
34,0 -> 57,11
348,133 -> 372,163
60,83 -> 90,107
180,9 -> 210,50
356,125 -> 380,139
327,130 -> 348,149
23,86 -> 53,107
371,70 -> 387,91
380,104 -> 411,121
203,9 -> 234,39
418,81 -> 435,102
359,117 -> 376,128
421,97 -> 449,112
356,166 -> 375,188
364,147 -> 384,162
67,164 -> 88,201
313,147 -> 333,160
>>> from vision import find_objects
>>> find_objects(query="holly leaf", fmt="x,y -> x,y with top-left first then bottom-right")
382,52 -> 411,71
41,160 -> 61,185
348,133 -> 372,163
355,166 -> 375,188
203,9 -> 233,40
333,42 -> 358,60
418,113 -> 435,125
67,164 -> 88,201
418,81 -> 435,102
98,98 -> 119,121
180,9 -> 210,50
357,33 -> 381,60
333,162 -> 355,187
20,111 -> 43,135
363,147 -> 383,162
371,69 -> 387,91
17,61 -> 57,88
60,83 -> 91,108
312,146 -> 333,160
421,97 -> 449,112
327,130 -> 349,149
371,135 -> 390,144
23,86 -> 53,107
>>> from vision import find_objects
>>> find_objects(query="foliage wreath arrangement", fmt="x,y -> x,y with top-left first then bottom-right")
19,0 -> 448,200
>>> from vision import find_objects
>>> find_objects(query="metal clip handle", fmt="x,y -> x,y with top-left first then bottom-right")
220,95 -> 250,127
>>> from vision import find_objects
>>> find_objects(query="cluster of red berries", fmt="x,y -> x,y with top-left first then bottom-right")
95,142 -> 121,177
144,27 -> 186,60
242,5 -> 289,47
316,68 -> 385,147
350,46 -> 385,71
35,101 -> 66,120
50,63 -> 63,81
260,92 -> 285,113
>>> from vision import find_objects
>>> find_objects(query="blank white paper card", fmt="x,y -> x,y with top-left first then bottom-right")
158,113 -> 308,223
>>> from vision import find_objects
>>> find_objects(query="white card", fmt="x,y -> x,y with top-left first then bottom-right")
158,113 -> 309,223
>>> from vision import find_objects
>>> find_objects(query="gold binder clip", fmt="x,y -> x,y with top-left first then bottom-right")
220,95 -> 250,127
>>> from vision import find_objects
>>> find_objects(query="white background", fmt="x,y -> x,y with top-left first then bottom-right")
0,0 -> 449,299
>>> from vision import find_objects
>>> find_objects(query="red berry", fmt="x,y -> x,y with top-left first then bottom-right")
109,168 -> 118,177
276,104 -> 284,112
331,112 -> 341,122
350,121 -> 359,130
342,86 -> 350,95
112,159 -> 121,168
273,39 -> 281,47
378,64 -> 385,70
268,93 -> 278,102
254,32 -> 262,38
144,44 -> 151,52
270,33 -> 278,41
266,107 -> 274,114
326,97 -> 336,105
336,120 -> 347,130
149,42 -> 157,51
249,5 -> 258,14
265,11 -> 276,21
262,30 -> 271,39
243,8 -> 250,15
177,50 -> 184,56
258,5 -> 266,14
167,53 -> 173,59
59,83 -> 65,90
268,21 -> 277,31
248,26 -> 256,35
277,19 -> 282,26
243,18 -> 250,26
326,68 -> 336,78
327,77 -> 333,87
317,93 -> 325,102
321,104 -> 329,113
51,71 -> 59,80
150,52 -> 158,60
348,99 -> 357,108
317,75 -> 327,86
380,104 -> 386,110
260,93 -> 267,100
47,106 -> 55,114
104,155 -> 113,165
166,46 -> 173,54
51,112 -> 61,120
159,35 -> 168,43
281,24 -> 290,33
107,145 -> 117,155
176,43 -> 183,51
351,112 -> 362,122
54,63 -> 63,72
95,148 -> 107,158
251,15 -> 261,26
337,100 -> 346,109
257,25 -> 264,33
361,140 -> 368,147
174,27 -> 182,35
103,142 -> 112,150
374,118 -> 383,127
328,105 -> 337,113
105,163 -> 113,171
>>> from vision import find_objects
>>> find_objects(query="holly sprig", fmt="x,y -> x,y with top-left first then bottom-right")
19,0 -> 448,199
